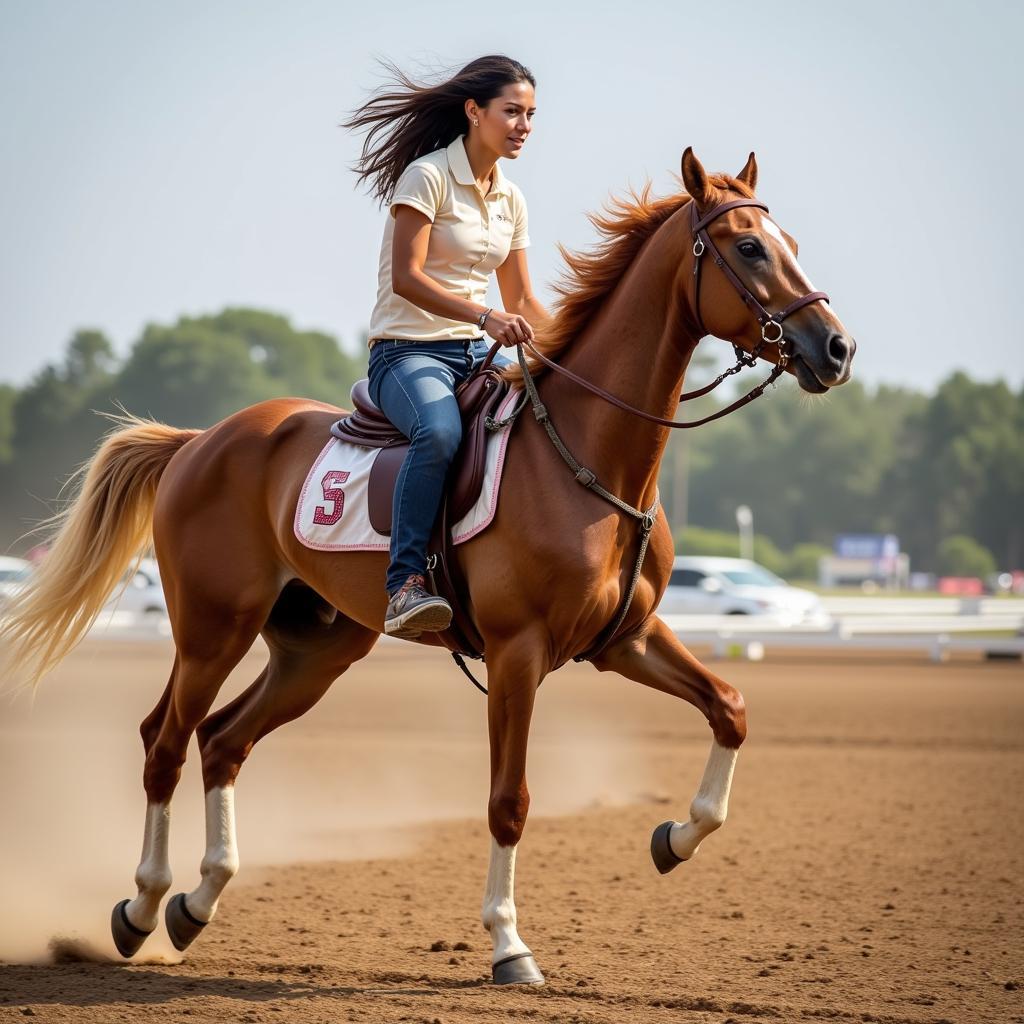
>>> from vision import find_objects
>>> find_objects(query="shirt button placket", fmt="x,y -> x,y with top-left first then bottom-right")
472,195 -> 489,276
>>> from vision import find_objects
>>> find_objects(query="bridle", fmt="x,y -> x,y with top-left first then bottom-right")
445,192 -> 838,689
479,193 -> 834,668
687,197 -> 830,401
517,195 -> 832,429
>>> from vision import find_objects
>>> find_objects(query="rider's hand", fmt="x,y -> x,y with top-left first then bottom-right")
483,310 -> 534,348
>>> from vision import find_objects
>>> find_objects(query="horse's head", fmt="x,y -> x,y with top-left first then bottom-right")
680,147 -> 855,393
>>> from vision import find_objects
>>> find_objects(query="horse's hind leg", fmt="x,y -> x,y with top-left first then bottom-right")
164,597 -> 378,952
112,603 -> 268,958
593,615 -> 747,873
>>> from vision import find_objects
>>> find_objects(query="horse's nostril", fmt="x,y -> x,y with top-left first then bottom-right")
827,334 -> 849,366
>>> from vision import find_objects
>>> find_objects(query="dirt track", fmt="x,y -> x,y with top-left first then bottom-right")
1,637 -> 1022,1023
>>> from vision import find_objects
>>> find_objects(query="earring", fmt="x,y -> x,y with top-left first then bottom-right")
473,120 -> 479,126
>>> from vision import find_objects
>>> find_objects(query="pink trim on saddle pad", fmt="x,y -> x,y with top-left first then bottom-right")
293,389 -> 520,552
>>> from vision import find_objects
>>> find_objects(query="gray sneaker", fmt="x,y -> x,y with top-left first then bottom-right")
384,574 -> 453,639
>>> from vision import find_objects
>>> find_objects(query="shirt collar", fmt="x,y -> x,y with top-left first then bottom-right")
446,133 -> 511,198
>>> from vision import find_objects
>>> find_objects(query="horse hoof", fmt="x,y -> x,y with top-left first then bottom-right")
165,892 -> 207,952
651,820 -> 687,875
111,899 -> 153,958
492,951 -> 545,985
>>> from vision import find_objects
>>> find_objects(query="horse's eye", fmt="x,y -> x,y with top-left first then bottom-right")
738,241 -> 762,259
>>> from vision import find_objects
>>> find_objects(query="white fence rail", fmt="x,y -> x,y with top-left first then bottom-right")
662,600 -> 1024,662
5,598 -> 1023,662
820,597 -> 1024,617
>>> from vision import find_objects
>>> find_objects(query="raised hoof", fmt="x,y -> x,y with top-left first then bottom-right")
492,951 -> 545,985
651,820 -> 687,875
111,899 -> 154,958
165,892 -> 208,952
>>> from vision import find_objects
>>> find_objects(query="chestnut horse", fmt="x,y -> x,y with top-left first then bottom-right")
1,148 -> 853,983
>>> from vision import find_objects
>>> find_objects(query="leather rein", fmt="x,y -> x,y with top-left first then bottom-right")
519,197 -> 831,429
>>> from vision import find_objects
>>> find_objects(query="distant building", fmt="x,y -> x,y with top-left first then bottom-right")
819,534 -> 909,590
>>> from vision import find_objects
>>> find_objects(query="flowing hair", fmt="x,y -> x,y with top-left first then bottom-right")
341,54 -> 535,208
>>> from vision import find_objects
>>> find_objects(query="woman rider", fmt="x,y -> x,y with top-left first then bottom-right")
344,55 -> 549,639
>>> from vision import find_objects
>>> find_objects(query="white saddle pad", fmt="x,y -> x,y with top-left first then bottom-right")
294,389 -> 520,551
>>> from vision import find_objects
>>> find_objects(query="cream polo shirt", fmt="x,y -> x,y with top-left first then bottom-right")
366,133 -> 530,347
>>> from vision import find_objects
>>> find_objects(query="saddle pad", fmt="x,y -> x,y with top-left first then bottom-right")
294,388 -> 519,551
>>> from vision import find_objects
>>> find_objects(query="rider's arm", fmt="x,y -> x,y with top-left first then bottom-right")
391,204 -> 490,325
391,203 -> 533,345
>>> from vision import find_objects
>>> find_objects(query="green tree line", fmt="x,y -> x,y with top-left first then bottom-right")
1,308 -> 1020,575
0,309 -> 364,548
660,367 -> 1023,576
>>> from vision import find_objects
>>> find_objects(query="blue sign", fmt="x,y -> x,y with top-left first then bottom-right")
834,534 -> 900,559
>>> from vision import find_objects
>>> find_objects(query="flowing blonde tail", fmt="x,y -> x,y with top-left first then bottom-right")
0,413 -> 201,688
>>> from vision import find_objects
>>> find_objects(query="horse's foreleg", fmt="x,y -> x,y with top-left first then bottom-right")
593,615 -> 746,874
480,641 -> 545,985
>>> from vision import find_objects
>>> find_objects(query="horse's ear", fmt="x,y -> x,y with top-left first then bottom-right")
736,152 -> 758,193
681,147 -> 715,210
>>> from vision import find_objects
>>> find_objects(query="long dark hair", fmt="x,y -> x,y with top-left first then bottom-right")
341,54 -> 535,209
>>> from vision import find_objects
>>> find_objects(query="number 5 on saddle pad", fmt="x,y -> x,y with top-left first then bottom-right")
293,387 -> 520,552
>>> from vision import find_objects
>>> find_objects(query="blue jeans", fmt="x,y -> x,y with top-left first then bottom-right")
467,336 -> 514,371
367,337 -> 514,596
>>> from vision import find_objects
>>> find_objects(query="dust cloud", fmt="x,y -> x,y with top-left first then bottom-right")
0,634 -> 664,963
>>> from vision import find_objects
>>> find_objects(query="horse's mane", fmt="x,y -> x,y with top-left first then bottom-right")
501,172 -> 755,384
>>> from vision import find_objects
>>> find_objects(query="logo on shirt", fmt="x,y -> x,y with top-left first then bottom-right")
494,212 -> 511,223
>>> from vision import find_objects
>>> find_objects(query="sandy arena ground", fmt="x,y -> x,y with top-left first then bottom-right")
0,634 -> 1021,1023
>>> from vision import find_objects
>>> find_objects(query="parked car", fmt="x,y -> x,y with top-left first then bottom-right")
0,556 -> 32,610
659,556 -> 831,625
103,558 -> 167,618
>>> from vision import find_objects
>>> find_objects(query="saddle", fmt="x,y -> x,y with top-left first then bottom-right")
330,350 -> 511,532
329,342 -> 516,661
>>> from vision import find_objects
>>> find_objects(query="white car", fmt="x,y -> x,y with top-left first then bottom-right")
0,555 -> 32,610
104,558 -> 167,618
660,556 -> 831,626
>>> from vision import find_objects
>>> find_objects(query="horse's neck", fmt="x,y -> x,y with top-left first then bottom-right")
540,211 -> 698,511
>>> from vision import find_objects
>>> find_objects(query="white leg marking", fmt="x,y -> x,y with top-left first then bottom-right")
481,838 -> 532,964
668,740 -> 738,861
185,785 -> 239,923
126,802 -> 172,932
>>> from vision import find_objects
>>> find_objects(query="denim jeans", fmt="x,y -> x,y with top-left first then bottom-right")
367,337 -> 514,596
468,336 -> 515,371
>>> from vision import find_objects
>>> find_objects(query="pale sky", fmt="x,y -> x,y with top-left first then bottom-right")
1,0 -> 1021,392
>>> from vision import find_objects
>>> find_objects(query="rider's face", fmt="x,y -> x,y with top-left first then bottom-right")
472,82 -> 535,161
